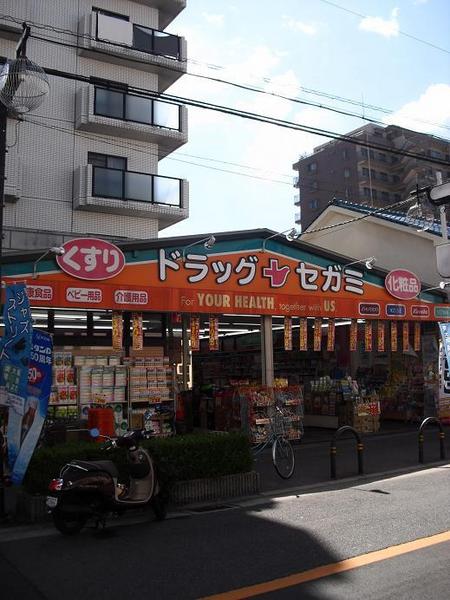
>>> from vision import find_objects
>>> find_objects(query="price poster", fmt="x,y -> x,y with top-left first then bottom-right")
377,321 -> 386,352
132,312 -> 143,350
284,316 -> 293,351
403,321 -> 410,352
190,316 -> 200,351
112,312 -> 123,350
314,318 -> 322,351
350,319 -> 358,351
209,315 -> 219,351
391,321 -> 398,352
414,322 -> 421,352
299,318 -> 308,351
327,319 -> 335,351
365,320 -> 373,352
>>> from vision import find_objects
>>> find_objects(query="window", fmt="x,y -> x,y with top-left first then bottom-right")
361,148 -> 368,158
94,8 -> 129,21
307,162 -> 317,172
370,169 -> 377,179
312,181 -> 318,189
378,153 -> 386,162
309,199 -> 318,209
89,153 -> 127,199
88,152 -> 127,170
342,149 -> 349,159
344,168 -> 350,178
391,155 -> 398,164
381,191 -> 389,202
379,172 -> 388,181
429,149 -> 442,159
363,187 -> 371,197
372,189 -> 378,200
362,167 -> 369,177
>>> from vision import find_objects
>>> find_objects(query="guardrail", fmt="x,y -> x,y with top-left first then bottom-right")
330,426 -> 364,479
418,417 -> 446,463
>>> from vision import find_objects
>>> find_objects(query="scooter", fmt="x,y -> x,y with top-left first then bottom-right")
46,429 -> 167,535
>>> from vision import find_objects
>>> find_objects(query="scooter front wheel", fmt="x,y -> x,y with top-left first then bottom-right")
52,507 -> 87,535
151,494 -> 167,521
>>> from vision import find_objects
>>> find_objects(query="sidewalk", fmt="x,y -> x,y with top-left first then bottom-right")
254,424 -> 450,493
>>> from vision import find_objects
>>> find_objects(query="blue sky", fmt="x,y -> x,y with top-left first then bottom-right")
159,0 -> 450,238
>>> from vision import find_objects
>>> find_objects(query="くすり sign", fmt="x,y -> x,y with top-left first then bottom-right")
57,238 -> 125,280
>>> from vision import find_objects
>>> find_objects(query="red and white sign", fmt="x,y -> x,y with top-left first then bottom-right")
411,305 -> 430,318
385,269 -> 420,301
27,285 -> 53,301
57,238 -> 125,281
66,287 -> 103,303
114,290 -> 148,305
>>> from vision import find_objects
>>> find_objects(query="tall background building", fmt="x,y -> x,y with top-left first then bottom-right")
0,0 -> 189,253
293,123 -> 450,231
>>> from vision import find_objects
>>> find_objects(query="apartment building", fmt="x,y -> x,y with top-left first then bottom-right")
293,123 -> 450,231
0,0 -> 188,253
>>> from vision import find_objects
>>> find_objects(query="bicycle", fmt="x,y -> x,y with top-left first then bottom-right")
252,405 -> 295,479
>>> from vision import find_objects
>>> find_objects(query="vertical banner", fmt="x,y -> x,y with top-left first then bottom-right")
209,315 -> 219,351
391,321 -> 398,352
350,319 -> 358,351
403,321 -> 410,352
299,318 -> 308,351
0,284 -> 33,469
327,319 -> 335,351
365,321 -> 373,352
313,318 -> 322,352
132,312 -> 143,351
112,312 -> 123,350
190,316 -> 200,351
284,317 -> 293,351
377,321 -> 386,352
10,330 -> 53,485
414,322 -> 421,352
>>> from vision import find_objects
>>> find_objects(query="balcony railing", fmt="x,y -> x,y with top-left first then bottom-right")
92,167 -> 182,207
95,11 -> 181,60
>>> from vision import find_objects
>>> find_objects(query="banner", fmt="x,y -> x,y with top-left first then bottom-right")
403,321 -> 410,352
414,322 -> 421,352
112,312 -> 123,350
190,316 -> 200,351
391,321 -> 398,352
313,318 -> 322,352
132,312 -> 143,350
439,323 -> 450,369
377,321 -> 385,352
299,318 -> 308,351
284,317 -> 292,351
327,319 -> 335,351
10,330 -> 53,485
0,284 -> 33,469
365,321 -> 373,352
350,319 -> 358,351
209,315 -> 219,351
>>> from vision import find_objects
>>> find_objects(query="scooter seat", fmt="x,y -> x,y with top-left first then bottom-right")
71,460 -> 119,478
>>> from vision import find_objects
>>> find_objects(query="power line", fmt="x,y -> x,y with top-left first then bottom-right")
317,0 -> 450,55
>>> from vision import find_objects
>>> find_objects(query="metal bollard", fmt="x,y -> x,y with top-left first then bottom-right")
418,417 -> 446,464
330,426 -> 364,479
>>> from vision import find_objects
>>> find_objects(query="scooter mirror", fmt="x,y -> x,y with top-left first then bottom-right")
89,428 -> 100,438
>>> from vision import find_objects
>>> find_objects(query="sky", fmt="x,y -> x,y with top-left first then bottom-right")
158,0 -> 450,238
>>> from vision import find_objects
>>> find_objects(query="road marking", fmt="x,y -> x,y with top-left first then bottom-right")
199,530 -> 450,600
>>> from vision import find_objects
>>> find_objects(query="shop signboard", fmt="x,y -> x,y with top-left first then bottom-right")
190,316 -> 200,351
391,321 -> 398,352
284,317 -> 293,351
10,329 -> 53,485
414,322 -> 421,352
377,321 -> 385,352
403,322 -> 410,352
364,321 -> 373,352
327,319 -> 335,351
385,269 -> 420,300
350,320 -> 358,351
57,238 -> 125,280
299,318 -> 308,351
313,318 -> 322,351
209,315 -> 219,351
112,312 -> 123,350
132,313 -> 143,350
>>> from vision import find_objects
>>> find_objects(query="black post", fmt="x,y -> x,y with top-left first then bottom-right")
419,417 -> 446,463
0,102 -> 7,296
330,426 -> 364,480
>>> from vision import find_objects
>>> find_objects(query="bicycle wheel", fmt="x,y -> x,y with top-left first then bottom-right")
272,437 -> 295,479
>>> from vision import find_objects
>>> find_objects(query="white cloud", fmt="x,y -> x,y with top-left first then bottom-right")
359,8 -> 400,38
282,15 -> 317,36
202,12 -> 224,26
384,84 -> 450,133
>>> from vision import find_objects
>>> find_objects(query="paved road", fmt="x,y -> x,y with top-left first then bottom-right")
1,464 -> 450,599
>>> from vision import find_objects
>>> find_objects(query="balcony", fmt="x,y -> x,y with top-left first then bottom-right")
74,165 -> 189,226
75,85 -> 188,158
78,12 -> 187,92
132,0 -> 186,29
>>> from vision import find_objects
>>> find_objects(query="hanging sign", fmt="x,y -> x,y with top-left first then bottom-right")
299,318 -> 308,351
313,318 -> 322,351
377,321 -> 385,352
209,315 -> 219,351
350,319 -> 358,351
414,322 -> 421,352
327,319 -> 335,351
11,329 -> 53,485
365,321 -> 373,352
403,321 -> 410,352
56,238 -> 125,280
132,313 -> 143,350
385,269 -> 420,301
112,312 -> 123,350
391,321 -> 398,351
284,317 -> 293,351
190,316 -> 200,351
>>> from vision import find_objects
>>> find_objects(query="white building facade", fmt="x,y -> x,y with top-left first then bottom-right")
0,0 -> 189,252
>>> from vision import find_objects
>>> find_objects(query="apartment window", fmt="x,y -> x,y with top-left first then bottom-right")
381,191 -> 389,202
372,189 -> 378,200
307,162 -> 317,172
363,187 -> 371,197
362,167 -> 369,177
309,199 -> 318,209
379,172 -> 388,182
429,149 -> 442,159
89,153 -> 127,199
88,152 -> 127,170
360,148 -> 368,158
312,181 -> 318,189
94,8 -> 129,21
378,153 -> 386,162
342,149 -> 349,159
344,168 -> 350,178
391,155 -> 398,164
